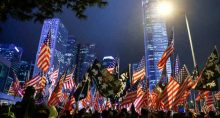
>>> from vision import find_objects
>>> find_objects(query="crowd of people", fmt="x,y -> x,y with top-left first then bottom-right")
0,86 -> 220,118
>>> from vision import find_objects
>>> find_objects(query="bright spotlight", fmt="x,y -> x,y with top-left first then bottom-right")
158,1 -> 174,16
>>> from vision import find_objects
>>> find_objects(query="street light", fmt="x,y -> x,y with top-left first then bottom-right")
158,0 -> 197,68
158,0 -> 197,109
158,1 -> 174,16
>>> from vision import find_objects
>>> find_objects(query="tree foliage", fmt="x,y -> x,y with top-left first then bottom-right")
0,0 -> 108,23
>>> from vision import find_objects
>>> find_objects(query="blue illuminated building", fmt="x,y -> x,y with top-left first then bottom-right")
142,0 -> 172,91
33,18 -> 68,77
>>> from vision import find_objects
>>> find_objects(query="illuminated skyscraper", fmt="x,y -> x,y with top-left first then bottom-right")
0,44 -> 23,72
64,35 -> 78,70
142,0 -> 172,91
75,44 -> 96,83
33,18 -> 68,77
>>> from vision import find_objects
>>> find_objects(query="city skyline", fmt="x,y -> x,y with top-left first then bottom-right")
0,0 -> 220,72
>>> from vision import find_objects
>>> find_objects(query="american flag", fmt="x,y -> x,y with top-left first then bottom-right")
195,90 -> 209,102
157,40 -> 174,71
150,91 -> 159,110
106,58 -> 117,74
106,99 -> 112,109
64,67 -> 76,90
93,91 -> 100,111
140,81 -> 151,109
48,71 -> 66,106
173,76 -> 193,107
214,91 -> 220,100
81,89 -> 91,107
132,56 -> 145,84
37,29 -> 51,73
133,84 -> 144,112
120,81 -> 139,107
25,73 -> 41,88
160,76 -> 180,109
8,73 -> 22,96
63,89 -> 76,112
49,69 -> 59,86
36,75 -> 47,91
205,93 -> 215,106
59,93 -> 68,103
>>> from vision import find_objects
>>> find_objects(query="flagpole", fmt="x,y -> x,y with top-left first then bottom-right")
185,14 -> 197,67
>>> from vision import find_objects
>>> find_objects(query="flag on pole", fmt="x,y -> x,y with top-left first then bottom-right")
133,84 -> 144,111
132,56 -> 145,85
195,47 -> 220,91
37,29 -> 51,73
81,89 -> 91,107
214,91 -> 220,100
8,72 -> 23,96
49,69 -> 59,86
25,73 -> 41,88
74,72 -> 90,101
120,81 -> 139,107
160,76 -> 180,109
90,59 -> 125,98
63,89 -> 76,112
48,71 -> 66,106
157,40 -> 174,71
106,58 -> 117,74
64,67 -> 76,90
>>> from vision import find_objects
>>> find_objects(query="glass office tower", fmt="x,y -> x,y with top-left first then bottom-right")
142,0 -> 172,91
33,18 -> 68,77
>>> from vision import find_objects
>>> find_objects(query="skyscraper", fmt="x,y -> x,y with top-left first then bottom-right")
33,18 -> 68,77
0,44 -> 23,73
64,35 -> 78,70
0,54 -> 11,92
75,44 -> 96,83
142,0 -> 172,91
17,61 -> 34,85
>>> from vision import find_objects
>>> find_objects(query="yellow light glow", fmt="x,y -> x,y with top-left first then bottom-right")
158,1 -> 173,16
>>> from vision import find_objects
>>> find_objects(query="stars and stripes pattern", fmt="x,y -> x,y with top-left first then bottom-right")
214,91 -> 220,100
25,73 -> 41,88
132,57 -> 145,84
48,71 -> 66,106
81,90 -> 91,107
160,76 -> 180,109
106,58 -> 117,74
157,40 -> 174,71
173,76 -> 193,107
35,75 -> 47,91
64,67 -> 76,90
120,81 -> 139,107
133,85 -> 144,111
37,29 -> 51,73
8,73 -> 22,96
195,90 -> 209,102
93,91 -> 100,111
49,69 -> 59,86
205,93 -> 215,106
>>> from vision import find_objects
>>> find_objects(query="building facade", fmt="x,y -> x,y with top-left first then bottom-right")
64,35 -> 78,71
0,44 -> 23,73
0,55 -> 11,92
75,44 -> 96,83
33,18 -> 68,77
17,61 -> 34,86
142,0 -> 172,91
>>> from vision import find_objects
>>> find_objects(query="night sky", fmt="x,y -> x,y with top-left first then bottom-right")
0,0 -> 220,72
